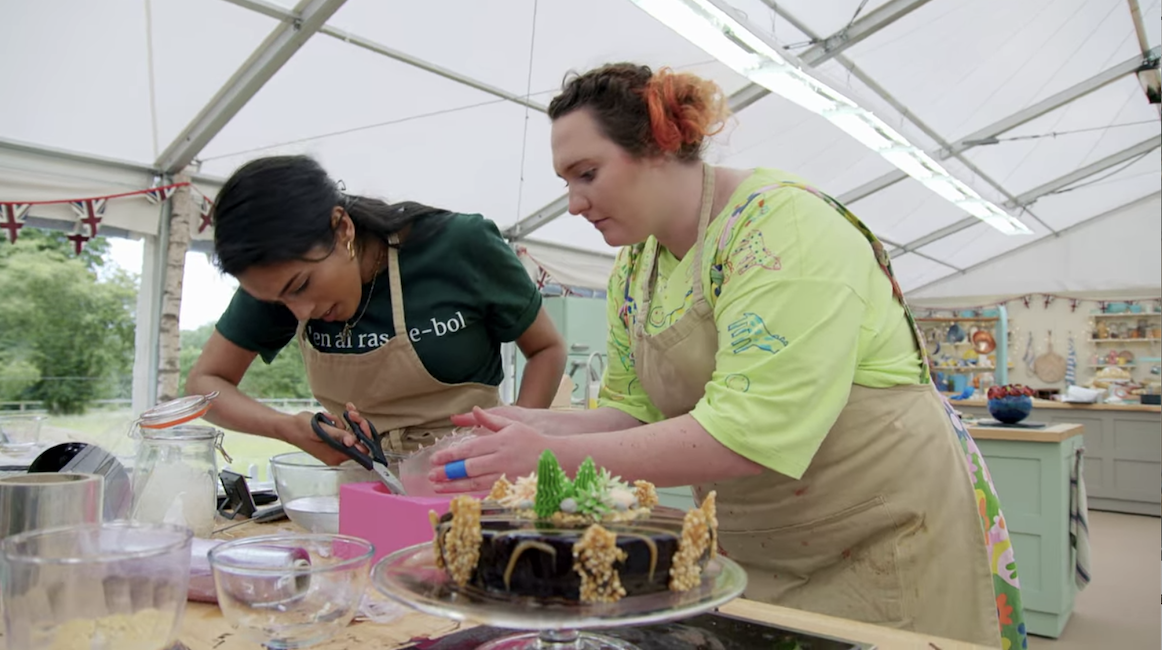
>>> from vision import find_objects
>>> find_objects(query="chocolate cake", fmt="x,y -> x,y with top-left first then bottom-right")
430,451 -> 718,604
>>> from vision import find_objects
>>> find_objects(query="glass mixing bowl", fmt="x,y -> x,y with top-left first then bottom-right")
208,533 -> 374,649
0,521 -> 193,650
269,452 -> 379,533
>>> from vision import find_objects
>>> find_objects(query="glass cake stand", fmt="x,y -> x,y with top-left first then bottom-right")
371,542 -> 747,650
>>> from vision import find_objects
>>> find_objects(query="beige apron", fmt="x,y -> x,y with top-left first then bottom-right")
297,235 -> 501,455
631,165 -> 1001,647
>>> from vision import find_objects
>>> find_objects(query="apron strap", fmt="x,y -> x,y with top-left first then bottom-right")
636,163 -> 716,337
387,233 -> 407,339
689,163 -> 716,303
776,182 -> 932,384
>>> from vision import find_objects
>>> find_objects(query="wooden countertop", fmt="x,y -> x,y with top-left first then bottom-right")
173,519 -> 994,650
950,397 -> 1160,413
967,422 -> 1085,443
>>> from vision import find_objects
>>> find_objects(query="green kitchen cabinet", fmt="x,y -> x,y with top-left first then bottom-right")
517,296 -> 609,405
974,425 -> 1085,639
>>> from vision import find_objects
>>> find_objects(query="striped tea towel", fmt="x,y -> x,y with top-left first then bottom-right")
1065,335 -> 1077,387
1069,447 -> 1091,590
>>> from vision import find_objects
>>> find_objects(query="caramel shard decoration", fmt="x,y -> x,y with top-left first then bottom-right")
668,490 -> 718,592
701,491 -> 718,559
444,495 -> 483,586
488,474 -> 512,501
429,510 -> 446,569
633,480 -> 659,509
572,524 -> 628,603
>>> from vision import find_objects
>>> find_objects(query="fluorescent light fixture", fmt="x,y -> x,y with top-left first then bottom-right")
981,214 -> 1026,236
749,66 -> 839,114
920,176 -> 970,203
823,111 -> 895,150
628,0 -> 1033,235
880,147 -> 937,179
956,200 -> 994,219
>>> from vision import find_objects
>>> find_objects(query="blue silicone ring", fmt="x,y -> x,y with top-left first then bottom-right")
445,460 -> 468,481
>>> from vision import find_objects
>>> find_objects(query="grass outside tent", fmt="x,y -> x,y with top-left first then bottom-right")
32,406 -> 301,482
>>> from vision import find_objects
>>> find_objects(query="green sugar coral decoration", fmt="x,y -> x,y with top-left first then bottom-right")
573,457 -> 599,494
534,449 -> 572,519
571,458 -> 616,518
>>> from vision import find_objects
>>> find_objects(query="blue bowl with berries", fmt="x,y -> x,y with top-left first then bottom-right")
987,384 -> 1034,424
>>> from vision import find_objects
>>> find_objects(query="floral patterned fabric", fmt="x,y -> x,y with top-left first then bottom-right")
941,393 -> 1029,649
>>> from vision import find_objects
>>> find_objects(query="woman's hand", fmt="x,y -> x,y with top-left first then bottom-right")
280,409 -> 370,466
449,405 -> 538,429
429,407 -> 553,493
344,402 -> 376,440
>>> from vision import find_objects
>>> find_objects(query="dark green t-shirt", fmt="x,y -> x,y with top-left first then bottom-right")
214,213 -> 541,386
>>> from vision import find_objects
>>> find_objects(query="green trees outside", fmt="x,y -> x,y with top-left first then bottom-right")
0,231 -> 136,413
2,229 -> 321,413
177,323 -> 312,400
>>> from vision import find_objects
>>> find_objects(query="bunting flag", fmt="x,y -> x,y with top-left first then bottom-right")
66,232 -> 90,255
1,182 -> 192,253
144,185 -> 176,205
0,203 -> 31,244
69,198 -> 107,238
917,294 -> 1160,320
197,195 -> 214,234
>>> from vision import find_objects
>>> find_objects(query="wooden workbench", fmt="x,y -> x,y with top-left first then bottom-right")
176,518 -> 995,650
967,422 -> 1085,443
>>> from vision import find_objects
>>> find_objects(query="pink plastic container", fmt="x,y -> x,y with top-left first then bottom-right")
338,482 -> 455,564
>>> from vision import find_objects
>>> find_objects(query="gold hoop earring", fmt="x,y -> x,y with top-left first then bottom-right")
347,239 -> 356,260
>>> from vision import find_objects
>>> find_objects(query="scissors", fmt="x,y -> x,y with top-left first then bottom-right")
310,411 -> 406,495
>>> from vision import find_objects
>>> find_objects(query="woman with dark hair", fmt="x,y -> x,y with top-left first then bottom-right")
186,155 -> 566,466
430,64 -> 1025,647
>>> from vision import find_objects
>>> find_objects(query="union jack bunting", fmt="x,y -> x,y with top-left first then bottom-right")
197,195 -> 214,233
67,232 -> 90,255
144,185 -> 176,205
69,198 -> 107,238
0,203 -> 31,244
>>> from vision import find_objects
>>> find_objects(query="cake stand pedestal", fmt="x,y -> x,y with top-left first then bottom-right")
371,542 -> 747,650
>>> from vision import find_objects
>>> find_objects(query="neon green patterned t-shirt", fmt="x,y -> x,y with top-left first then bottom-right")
599,168 -> 925,480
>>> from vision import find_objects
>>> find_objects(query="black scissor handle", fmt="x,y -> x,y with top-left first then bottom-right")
340,411 -> 392,465
310,412 -> 373,471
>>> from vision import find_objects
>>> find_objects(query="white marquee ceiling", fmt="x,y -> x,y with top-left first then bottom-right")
1,0 -> 1159,295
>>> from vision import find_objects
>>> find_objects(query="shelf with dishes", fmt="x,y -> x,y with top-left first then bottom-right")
932,365 -> 1013,373
1091,312 -> 1162,319
914,316 -> 1001,323
917,315 -> 1010,395
1087,314 -> 1161,342
917,318 -> 1006,370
